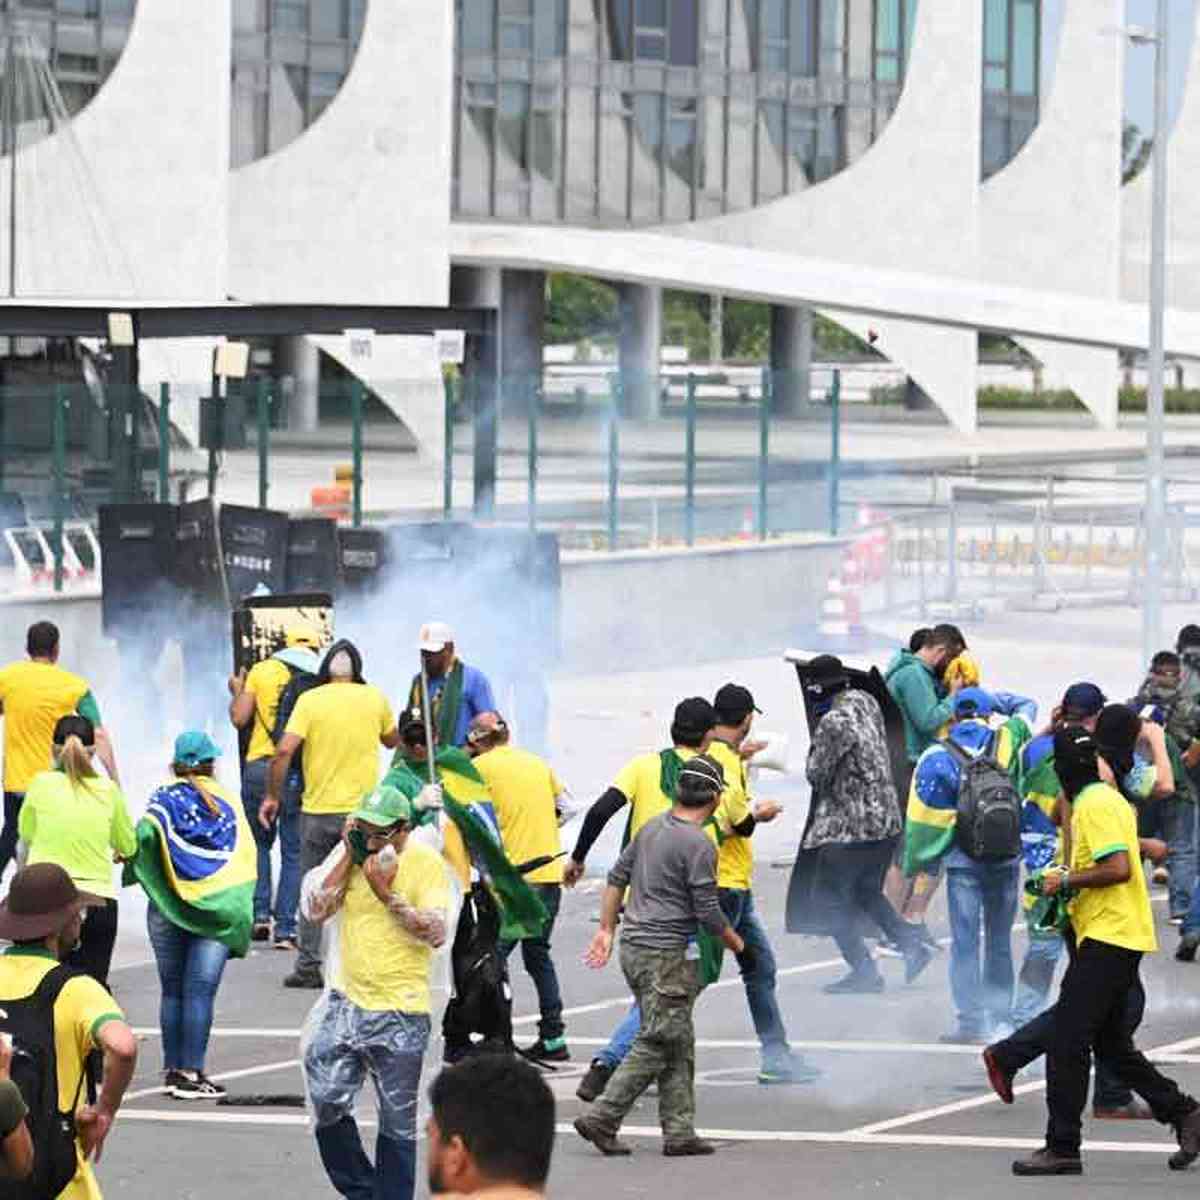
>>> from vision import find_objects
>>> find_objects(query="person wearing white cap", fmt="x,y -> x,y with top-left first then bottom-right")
406,622 -> 497,749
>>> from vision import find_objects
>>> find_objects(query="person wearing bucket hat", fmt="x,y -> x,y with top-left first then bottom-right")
0,863 -> 138,1195
302,779 -> 451,1200
228,621 -> 323,951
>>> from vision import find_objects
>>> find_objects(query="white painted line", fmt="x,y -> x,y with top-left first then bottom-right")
567,1036 -> 987,1055
126,1057 -> 301,1102
132,1027 -> 302,1039
121,1108 -> 311,1127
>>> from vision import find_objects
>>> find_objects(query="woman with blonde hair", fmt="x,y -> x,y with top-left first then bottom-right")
17,713 -> 135,987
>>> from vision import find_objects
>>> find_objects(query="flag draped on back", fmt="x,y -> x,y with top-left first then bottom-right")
124,778 -> 257,957
387,747 -> 547,942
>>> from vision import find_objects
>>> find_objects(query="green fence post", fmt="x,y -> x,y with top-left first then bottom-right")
442,372 -> 456,519
685,372 -> 697,547
256,375 -> 270,510
351,379 -> 364,527
608,374 -> 621,551
758,367 -> 770,541
527,373 -> 538,534
157,382 -> 170,502
52,385 -> 66,593
829,367 -> 841,536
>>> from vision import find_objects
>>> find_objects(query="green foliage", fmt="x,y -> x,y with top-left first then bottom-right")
813,313 -> 876,357
722,298 -> 770,360
544,273 -> 619,346
1119,386 -> 1200,413
978,386 -> 1083,410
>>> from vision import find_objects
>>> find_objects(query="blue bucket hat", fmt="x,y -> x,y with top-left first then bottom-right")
173,730 -> 223,769
954,687 -> 995,720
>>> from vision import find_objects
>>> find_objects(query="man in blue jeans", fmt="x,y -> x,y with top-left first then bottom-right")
904,687 -> 1036,1043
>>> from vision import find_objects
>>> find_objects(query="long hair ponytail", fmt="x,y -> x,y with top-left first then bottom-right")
55,734 -> 97,792
172,762 -> 222,817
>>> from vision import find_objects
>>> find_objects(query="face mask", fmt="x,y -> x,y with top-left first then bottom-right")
347,828 -> 371,866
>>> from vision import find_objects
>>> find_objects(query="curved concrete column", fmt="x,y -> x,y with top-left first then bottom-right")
231,0 -> 451,306
1122,4 -> 1200,312
679,1 -> 983,432
981,0 -> 1123,428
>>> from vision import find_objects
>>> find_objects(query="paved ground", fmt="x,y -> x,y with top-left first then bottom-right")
78,601 -> 1200,1198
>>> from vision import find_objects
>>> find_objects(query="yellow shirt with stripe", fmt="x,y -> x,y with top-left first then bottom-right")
705,739 -> 755,890
0,948 -> 124,1200
473,745 -> 564,885
243,658 -> 292,764
611,747 -> 734,852
336,841 -> 451,1012
1069,781 -> 1157,954
0,661 -> 91,793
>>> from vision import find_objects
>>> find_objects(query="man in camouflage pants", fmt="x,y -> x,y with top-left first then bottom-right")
574,755 -> 745,1157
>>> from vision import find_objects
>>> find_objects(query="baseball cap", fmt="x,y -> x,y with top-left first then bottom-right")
672,697 -> 718,740
419,621 -> 455,653
350,785 -> 415,829
173,730 -> 223,768
713,683 -> 762,724
679,754 -> 725,792
1052,725 -> 1098,773
285,622 -> 321,649
953,687 -> 995,719
1061,682 -> 1107,720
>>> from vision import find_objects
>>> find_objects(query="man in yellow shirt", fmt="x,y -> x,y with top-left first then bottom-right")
228,623 -> 322,948
468,712 -> 569,1063
0,863 -> 137,1200
708,683 -> 816,1086
0,621 -> 117,877
303,783 -> 449,1200
1004,728 -> 1200,1177
264,639 -> 400,989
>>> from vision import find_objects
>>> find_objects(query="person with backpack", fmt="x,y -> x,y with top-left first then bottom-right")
17,715 -> 136,988
0,862 -> 137,1199
903,686 -> 1036,1043
263,640 -> 400,990
228,623 -> 322,949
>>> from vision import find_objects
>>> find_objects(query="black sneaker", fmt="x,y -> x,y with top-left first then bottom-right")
521,1037 -> 570,1063
163,1069 -> 189,1092
822,969 -> 884,995
1012,1148 -> 1082,1176
904,942 -> 934,985
1169,1107 -> 1200,1170
1177,933 -> 1200,963
916,923 -> 942,952
171,1072 -> 227,1101
576,1059 -> 615,1102
251,922 -> 271,942
283,968 -> 323,989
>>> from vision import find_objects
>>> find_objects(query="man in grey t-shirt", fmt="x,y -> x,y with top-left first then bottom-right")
574,755 -> 744,1158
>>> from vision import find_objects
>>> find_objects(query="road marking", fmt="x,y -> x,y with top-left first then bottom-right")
568,1036 -> 987,1055
132,1027 -> 302,1039
126,1057 -> 302,1101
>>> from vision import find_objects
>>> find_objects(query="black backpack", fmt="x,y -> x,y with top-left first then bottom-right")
267,665 -> 320,789
944,733 -> 1022,862
0,963 -> 86,1200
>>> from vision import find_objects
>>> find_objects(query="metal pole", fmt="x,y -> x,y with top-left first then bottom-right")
7,33 -> 16,300
51,384 -> 65,593
684,372 -> 696,547
758,367 -> 770,541
418,662 -> 438,786
829,368 -> 841,536
157,382 -> 170,502
256,375 -> 269,510
608,374 -> 620,551
527,373 -> 538,534
350,379 -> 364,527
206,373 -> 221,498
946,487 -> 958,603
1143,0 -> 1169,662
442,372 -> 455,519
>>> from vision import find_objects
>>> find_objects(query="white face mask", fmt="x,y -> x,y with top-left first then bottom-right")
328,650 -> 353,678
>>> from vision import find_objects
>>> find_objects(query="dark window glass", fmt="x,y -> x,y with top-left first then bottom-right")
668,1 -> 696,65
500,20 -> 533,50
1012,0 -> 1036,95
310,0 -> 347,40
272,0 -> 307,33
534,0 -> 565,55
635,0 -> 665,26
462,0 -> 496,53
789,0 -> 815,75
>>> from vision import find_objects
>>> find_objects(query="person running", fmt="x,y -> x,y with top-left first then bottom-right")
574,755 -> 745,1158
707,682 -> 814,1084
0,621 -> 118,877
228,622 -> 322,949
303,783 -> 450,1200
264,639 -> 400,989
408,623 -> 497,749
17,715 -> 135,987
127,732 -> 256,1100
0,863 -> 138,1200
467,712 -> 570,1064
992,728 -> 1200,1177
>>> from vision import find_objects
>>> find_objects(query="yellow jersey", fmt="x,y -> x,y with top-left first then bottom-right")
706,739 -> 755,890
0,660 -> 95,793
473,745 -> 564,884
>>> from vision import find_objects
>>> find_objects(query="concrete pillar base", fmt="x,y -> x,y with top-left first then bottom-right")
277,335 -> 320,433
770,305 -> 813,415
618,282 -> 662,419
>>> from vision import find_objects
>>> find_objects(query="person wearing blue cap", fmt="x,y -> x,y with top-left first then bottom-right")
902,684 -> 1037,1044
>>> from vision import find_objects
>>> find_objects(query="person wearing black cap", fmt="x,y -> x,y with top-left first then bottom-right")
574,754 -> 745,1158
798,655 -> 933,992
0,863 -> 138,1198
567,698 -> 727,1103
708,683 -> 814,1085
1001,728 -> 1200,1177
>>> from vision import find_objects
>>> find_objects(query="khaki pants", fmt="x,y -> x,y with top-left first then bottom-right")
588,941 -> 701,1141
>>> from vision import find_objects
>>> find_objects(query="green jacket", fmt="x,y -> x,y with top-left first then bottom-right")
885,649 -> 954,764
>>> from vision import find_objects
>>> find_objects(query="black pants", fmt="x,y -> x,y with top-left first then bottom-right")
443,884 -> 512,1058
818,837 -> 915,970
1044,939 -> 1194,1155
67,898 -> 119,989
0,792 -> 23,877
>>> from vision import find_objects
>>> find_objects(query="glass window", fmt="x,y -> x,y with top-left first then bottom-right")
234,0 -> 269,34
789,0 -> 815,75
634,31 -> 665,60
757,99 -> 784,200
984,0 -> 1007,64
500,20 -> 533,51
631,91 -> 660,221
668,1 -> 697,65
819,0 -> 844,76
461,0 -> 496,53
271,0 -> 307,33
57,0 -> 99,15
533,0 -> 565,55
635,0 -> 665,26
310,1 -> 347,40
875,0 -> 899,53
1012,0 -> 1036,95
